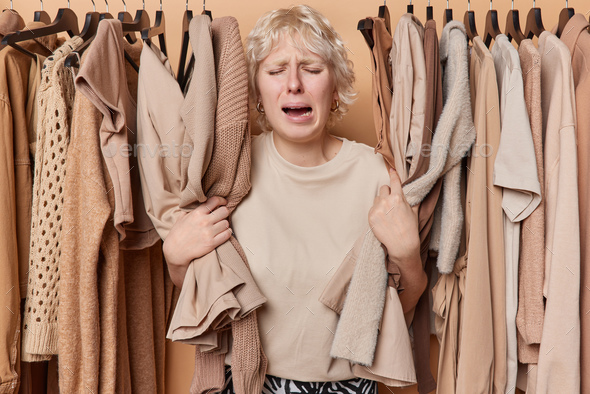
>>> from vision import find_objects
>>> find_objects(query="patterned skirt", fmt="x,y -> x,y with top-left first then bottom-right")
219,367 -> 378,394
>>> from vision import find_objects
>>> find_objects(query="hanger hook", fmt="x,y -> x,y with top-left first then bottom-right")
533,0 -> 535,8
511,0 -> 514,10
122,0 -> 126,11
142,0 -> 145,10
490,0 -> 492,10
203,0 -> 206,11
105,0 -> 109,12
160,0 -> 162,11
10,0 -> 12,9
186,0 -> 188,11
447,0 -> 449,10
467,0 -> 470,11
90,0 -> 96,12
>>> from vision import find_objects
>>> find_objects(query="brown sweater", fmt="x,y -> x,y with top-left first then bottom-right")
177,16 -> 267,394
58,20 -> 173,393
0,22 -> 60,392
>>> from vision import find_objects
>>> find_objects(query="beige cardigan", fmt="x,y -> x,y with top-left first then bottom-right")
534,30 -> 580,394
22,36 -> 83,362
556,14 -> 590,393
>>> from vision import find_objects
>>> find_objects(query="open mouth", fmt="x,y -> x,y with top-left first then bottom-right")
282,107 -> 313,117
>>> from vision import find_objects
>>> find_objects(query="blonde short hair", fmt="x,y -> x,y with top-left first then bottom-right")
245,4 -> 356,131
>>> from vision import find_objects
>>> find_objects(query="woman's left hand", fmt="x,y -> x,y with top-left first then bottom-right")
368,167 -> 420,269
368,167 -> 427,312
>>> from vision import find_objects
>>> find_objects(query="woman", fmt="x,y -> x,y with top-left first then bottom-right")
164,5 -> 426,393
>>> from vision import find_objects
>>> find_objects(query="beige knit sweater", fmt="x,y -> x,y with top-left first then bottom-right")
21,36 -> 83,362
168,16 -> 267,394
516,39 -> 545,364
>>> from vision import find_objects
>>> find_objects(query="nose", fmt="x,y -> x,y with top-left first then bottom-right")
286,67 -> 303,94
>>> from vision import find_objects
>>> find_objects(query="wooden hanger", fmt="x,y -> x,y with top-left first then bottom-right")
64,0 -> 139,71
524,1 -> 544,39
407,0 -> 414,15
121,0 -> 150,37
357,18 -> 374,49
505,0 -> 525,44
483,0 -> 501,47
201,0 -> 212,20
378,2 -> 391,34
177,0 -> 194,90
464,1 -> 478,42
1,2 -> 79,59
34,0 -> 51,24
556,1 -> 574,38
99,0 -> 113,21
141,0 -> 167,56
79,0 -> 100,42
117,0 -> 137,43
443,0 -> 453,26
426,0 -> 433,21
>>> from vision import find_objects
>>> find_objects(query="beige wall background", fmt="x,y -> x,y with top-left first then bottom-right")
2,0 -> 588,392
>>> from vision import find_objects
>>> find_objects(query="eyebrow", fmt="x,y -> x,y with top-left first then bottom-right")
265,57 -> 326,67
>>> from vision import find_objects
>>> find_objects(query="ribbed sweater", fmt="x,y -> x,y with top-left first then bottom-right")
175,16 -> 267,394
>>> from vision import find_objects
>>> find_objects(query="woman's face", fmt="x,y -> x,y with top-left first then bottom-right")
256,33 -> 338,143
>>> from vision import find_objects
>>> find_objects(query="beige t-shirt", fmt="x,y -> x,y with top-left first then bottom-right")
229,131 -> 390,381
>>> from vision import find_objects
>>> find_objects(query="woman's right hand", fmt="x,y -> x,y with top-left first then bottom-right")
163,196 -> 232,288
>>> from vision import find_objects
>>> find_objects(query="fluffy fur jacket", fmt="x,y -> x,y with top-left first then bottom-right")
330,20 -> 474,368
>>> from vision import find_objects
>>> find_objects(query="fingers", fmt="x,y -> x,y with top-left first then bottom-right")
211,220 -> 233,244
388,167 -> 403,195
201,196 -> 227,214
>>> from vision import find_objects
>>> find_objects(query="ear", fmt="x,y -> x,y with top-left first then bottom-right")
333,90 -> 339,102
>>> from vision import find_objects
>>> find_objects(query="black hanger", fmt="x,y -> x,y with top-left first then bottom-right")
524,1 -> 544,39
556,1 -> 574,38
1,3 -> 79,59
505,1 -> 525,44
377,2 -> 391,34
117,0 -> 137,43
177,0 -> 193,90
141,0 -> 167,57
464,2 -> 478,42
426,0 -> 433,21
443,0 -> 453,26
34,0 -> 51,24
483,1 -> 501,47
407,0 -> 414,15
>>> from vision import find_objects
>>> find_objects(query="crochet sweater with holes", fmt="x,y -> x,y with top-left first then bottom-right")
21,36 -> 83,361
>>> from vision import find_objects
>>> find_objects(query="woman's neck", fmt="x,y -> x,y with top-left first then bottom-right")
271,131 -> 343,167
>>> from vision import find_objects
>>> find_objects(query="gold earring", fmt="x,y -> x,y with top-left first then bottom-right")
256,102 -> 265,114
331,100 -> 340,113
